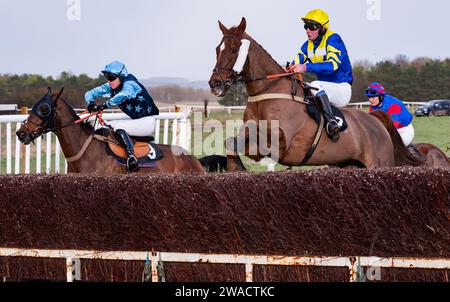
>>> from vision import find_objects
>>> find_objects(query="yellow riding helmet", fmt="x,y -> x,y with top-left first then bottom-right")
301,9 -> 330,29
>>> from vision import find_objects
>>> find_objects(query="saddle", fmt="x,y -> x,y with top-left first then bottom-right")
298,86 -> 348,166
95,128 -> 164,168
294,80 -> 348,133
293,77 -> 348,132
306,99 -> 348,133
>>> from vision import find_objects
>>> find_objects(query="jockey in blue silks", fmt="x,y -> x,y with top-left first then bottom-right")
290,9 -> 353,142
85,61 -> 159,172
366,82 -> 415,146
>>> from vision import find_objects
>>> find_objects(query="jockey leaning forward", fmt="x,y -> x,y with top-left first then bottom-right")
366,82 -> 415,146
85,61 -> 159,172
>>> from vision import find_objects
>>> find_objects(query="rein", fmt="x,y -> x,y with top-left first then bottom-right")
63,111 -> 113,163
44,110 -> 106,132
25,109 -> 112,163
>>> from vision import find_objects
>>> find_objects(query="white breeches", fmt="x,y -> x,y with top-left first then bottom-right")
109,115 -> 157,137
397,124 -> 415,146
310,81 -> 352,108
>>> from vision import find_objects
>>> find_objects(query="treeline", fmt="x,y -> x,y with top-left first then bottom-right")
352,55 -> 450,102
1,56 -> 449,109
219,56 -> 450,106
150,85 -> 215,104
0,72 -> 104,108
0,73 -> 215,109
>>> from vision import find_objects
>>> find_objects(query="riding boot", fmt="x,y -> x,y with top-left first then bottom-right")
316,92 -> 340,142
115,129 -> 139,172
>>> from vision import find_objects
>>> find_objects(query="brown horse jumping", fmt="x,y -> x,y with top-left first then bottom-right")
209,18 -> 422,170
16,88 -> 205,174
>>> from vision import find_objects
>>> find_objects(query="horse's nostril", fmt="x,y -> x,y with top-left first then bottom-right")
18,132 -> 25,138
209,80 -> 222,88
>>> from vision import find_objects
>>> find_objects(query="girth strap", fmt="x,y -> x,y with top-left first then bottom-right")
248,93 -> 308,104
65,134 -> 117,163
299,115 -> 325,166
66,135 -> 93,163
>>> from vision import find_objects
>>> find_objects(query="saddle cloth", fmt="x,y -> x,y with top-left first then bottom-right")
95,128 -> 164,168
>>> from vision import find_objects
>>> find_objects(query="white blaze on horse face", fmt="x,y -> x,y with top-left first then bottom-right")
233,39 -> 250,73
217,41 -> 226,61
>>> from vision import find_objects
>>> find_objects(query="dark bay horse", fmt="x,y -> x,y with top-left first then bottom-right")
209,18 -> 422,170
16,88 -> 205,174
199,155 -> 247,172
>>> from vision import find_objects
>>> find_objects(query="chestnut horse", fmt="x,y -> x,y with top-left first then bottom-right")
209,18 -> 422,170
411,144 -> 450,167
370,110 -> 450,167
16,88 -> 205,174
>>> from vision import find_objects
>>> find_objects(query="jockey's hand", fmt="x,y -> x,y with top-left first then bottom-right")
87,102 -> 97,113
292,64 -> 307,74
95,103 -> 108,112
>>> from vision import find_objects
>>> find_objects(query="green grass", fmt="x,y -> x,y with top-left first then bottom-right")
0,153 -> 66,174
412,116 -> 450,153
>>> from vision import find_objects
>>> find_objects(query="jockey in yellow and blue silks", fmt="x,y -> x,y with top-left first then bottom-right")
366,82 -> 415,146
85,61 -> 159,172
290,9 -> 353,142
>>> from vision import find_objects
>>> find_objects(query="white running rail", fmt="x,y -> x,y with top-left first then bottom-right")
0,248 -> 448,282
0,110 -> 192,174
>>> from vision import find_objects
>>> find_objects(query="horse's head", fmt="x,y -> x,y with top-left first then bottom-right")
209,17 -> 249,97
16,87 -> 64,145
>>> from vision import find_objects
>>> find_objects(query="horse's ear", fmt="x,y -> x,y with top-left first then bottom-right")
236,17 -> 247,36
47,87 -> 52,95
55,87 -> 64,102
218,20 -> 228,35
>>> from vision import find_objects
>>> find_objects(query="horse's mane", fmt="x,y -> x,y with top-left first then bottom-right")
369,110 -> 424,166
244,33 -> 285,73
58,96 -> 95,133
228,26 -> 285,73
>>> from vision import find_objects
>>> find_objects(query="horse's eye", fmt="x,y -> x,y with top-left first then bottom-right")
232,48 -> 239,54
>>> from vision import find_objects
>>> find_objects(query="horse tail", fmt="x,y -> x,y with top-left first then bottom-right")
369,110 -> 424,166
199,155 -> 228,172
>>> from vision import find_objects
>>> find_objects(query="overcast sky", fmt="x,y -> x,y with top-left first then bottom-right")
1,0 -> 449,81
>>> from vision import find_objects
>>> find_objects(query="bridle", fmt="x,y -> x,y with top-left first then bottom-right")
211,34 -> 311,97
212,34 -> 248,88
21,94 -> 61,141
21,94 -> 105,144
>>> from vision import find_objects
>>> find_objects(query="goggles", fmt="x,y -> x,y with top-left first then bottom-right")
304,22 -> 321,31
365,89 -> 381,96
103,72 -> 118,82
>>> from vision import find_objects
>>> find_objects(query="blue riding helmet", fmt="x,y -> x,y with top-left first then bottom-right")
101,61 -> 129,78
